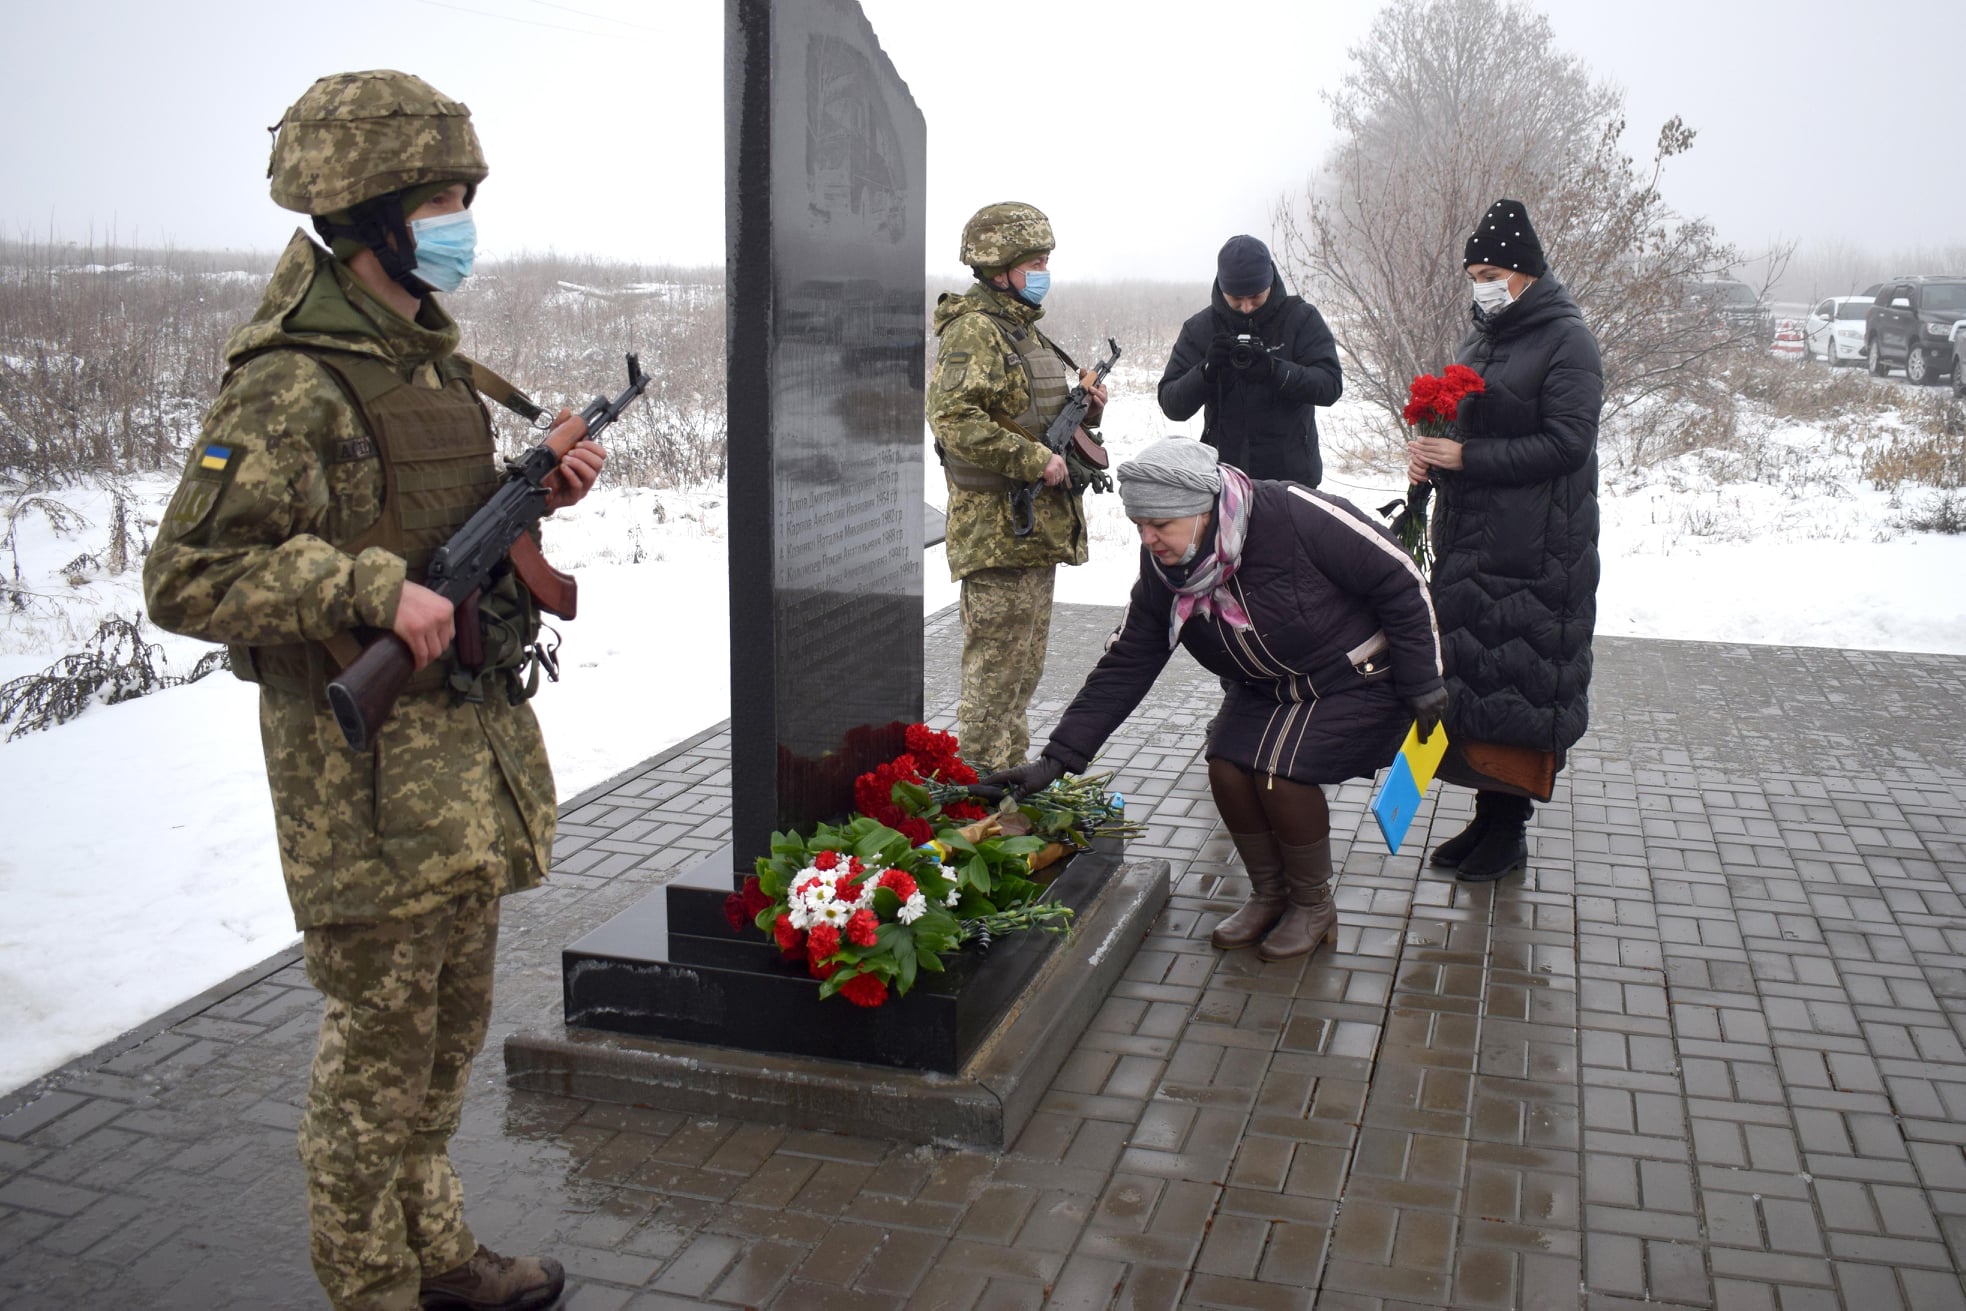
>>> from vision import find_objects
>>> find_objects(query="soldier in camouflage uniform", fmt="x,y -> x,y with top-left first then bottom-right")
142,71 -> 601,1311
928,202 -> 1109,772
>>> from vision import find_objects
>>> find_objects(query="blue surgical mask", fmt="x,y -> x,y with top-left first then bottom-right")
409,209 -> 477,293
1017,269 -> 1050,306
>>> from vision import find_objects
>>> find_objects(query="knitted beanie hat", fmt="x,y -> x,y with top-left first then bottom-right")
1463,199 -> 1547,277
1117,438 -> 1221,518
1216,235 -> 1274,298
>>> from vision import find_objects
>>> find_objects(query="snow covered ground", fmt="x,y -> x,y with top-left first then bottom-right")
3,374 -> 1963,1095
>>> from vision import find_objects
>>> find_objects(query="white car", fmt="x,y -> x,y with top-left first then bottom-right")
1804,295 -> 1874,366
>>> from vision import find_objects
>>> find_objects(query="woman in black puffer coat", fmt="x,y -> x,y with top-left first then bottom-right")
982,438 -> 1446,963
1407,199 -> 1602,883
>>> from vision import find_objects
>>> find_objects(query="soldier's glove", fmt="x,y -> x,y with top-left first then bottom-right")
1405,687 -> 1449,744
1202,333 -> 1235,383
977,755 -> 1066,799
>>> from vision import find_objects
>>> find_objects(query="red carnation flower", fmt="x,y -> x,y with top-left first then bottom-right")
846,908 -> 879,948
838,972 -> 888,1008
813,850 -> 840,871
723,892 -> 749,933
898,817 -> 934,846
807,921 -> 841,964
944,799 -> 988,823
848,856 -> 864,875
773,916 -> 804,957
878,868 -> 919,902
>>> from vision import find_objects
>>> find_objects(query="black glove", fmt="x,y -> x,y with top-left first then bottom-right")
1240,347 -> 1274,384
1405,687 -> 1449,744
1202,333 -> 1234,383
977,755 -> 1066,798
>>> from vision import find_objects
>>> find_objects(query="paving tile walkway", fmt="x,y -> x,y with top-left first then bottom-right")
3,605 -> 1966,1310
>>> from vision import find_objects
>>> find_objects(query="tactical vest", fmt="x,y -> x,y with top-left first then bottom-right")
227,348 -> 511,698
942,310 -> 1077,493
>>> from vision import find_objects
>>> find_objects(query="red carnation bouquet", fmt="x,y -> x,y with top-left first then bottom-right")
728,723 -> 1135,1009
1382,364 -> 1485,571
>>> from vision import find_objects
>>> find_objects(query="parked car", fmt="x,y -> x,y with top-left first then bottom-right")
1865,275 -> 1966,384
1803,295 -> 1874,366
1687,278 -> 1774,345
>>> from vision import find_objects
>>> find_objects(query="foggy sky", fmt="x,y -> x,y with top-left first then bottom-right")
2,0 -> 1955,280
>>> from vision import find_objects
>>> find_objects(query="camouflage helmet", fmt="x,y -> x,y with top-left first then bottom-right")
267,70 -> 487,216
960,202 -> 1054,271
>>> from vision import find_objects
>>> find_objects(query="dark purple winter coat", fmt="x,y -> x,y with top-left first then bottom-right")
1430,275 -> 1601,753
1045,481 -> 1443,785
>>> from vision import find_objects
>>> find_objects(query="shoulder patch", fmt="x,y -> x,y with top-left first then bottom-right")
933,348 -> 974,391
166,444 -> 239,533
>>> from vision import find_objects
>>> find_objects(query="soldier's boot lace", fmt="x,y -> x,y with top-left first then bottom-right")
1209,829 -> 1289,950
1257,837 -> 1338,962
419,1244 -> 565,1311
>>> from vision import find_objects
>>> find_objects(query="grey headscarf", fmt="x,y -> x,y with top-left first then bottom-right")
1116,438 -> 1220,519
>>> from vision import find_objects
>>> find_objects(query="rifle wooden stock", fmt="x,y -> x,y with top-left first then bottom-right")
510,534 -> 577,619
327,635 -> 418,753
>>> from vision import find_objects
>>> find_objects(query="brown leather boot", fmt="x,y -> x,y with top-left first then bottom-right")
1258,837 -> 1338,962
1210,829 -> 1289,949
420,1245 -> 566,1311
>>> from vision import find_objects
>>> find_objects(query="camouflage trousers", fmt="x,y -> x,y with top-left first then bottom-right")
959,564 -> 1056,773
298,886 -> 500,1311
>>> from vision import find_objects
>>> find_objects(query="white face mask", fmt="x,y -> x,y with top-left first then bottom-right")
1471,276 -> 1515,314
1174,515 -> 1206,566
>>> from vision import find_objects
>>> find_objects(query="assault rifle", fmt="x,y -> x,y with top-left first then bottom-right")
1009,337 -> 1119,537
326,354 -> 651,752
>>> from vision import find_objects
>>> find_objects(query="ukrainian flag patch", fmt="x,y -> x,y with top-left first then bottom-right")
198,445 -> 232,471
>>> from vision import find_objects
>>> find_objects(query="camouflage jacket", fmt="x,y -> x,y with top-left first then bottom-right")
142,231 -> 556,928
928,283 -> 1089,579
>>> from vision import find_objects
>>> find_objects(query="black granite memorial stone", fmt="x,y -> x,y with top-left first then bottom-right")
531,0 -> 1160,1092
726,0 -> 927,864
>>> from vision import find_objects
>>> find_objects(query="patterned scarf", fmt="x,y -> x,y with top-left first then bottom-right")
1148,464 -> 1255,649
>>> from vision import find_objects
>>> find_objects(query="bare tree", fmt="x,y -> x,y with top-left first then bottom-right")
1274,0 -> 1760,464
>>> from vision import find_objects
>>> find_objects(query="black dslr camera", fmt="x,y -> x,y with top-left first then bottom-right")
1229,334 -> 1268,369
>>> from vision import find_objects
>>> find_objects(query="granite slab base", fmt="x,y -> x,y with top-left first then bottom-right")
503,855 -> 1168,1150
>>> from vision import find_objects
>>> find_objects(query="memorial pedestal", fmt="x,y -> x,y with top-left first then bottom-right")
506,853 -> 1168,1149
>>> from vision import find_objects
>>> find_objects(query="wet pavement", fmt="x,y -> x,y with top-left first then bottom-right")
4,605 -> 1966,1309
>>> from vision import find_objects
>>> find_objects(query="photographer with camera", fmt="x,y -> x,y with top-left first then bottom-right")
1159,235 -> 1342,485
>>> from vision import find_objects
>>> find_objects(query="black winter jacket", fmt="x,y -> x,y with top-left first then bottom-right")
1158,271 -> 1342,485
1046,481 -> 1443,784
1429,275 -> 1601,753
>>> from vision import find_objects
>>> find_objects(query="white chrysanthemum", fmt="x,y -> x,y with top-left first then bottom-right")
789,903 -> 812,930
898,892 -> 927,925
819,901 -> 848,926
943,885 -> 961,907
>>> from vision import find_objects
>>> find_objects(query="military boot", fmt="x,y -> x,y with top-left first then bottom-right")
1455,794 -> 1532,883
420,1245 -> 565,1311
1209,829 -> 1289,950
1258,837 -> 1338,962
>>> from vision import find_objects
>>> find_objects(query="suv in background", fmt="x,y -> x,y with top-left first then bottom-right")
1687,279 -> 1774,345
1865,275 -> 1966,384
